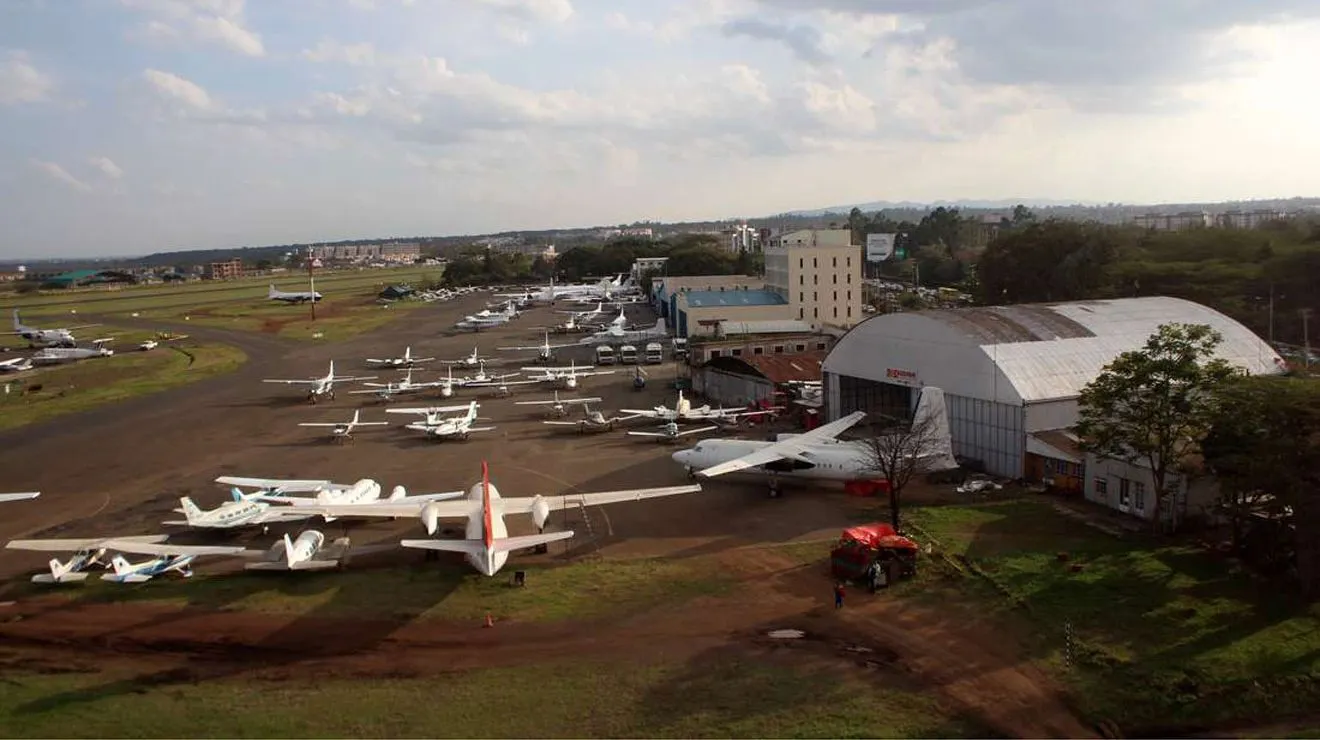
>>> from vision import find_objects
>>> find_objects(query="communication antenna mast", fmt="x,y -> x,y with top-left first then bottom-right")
307,245 -> 317,321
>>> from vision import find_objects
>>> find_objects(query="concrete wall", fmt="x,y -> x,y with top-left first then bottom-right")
695,368 -> 775,407
1024,400 -> 1079,433
678,304 -> 795,337
1083,454 -> 1219,524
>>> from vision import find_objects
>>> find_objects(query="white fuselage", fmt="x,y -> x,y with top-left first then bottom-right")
463,482 -> 509,576
671,438 -> 882,482
287,530 -> 325,564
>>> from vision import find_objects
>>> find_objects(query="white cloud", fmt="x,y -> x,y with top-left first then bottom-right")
143,68 -> 213,110
31,160 -> 92,192
474,0 -> 573,24
302,38 -> 377,66
0,50 -> 55,105
721,64 -> 771,103
89,156 -> 125,179
120,0 -> 264,57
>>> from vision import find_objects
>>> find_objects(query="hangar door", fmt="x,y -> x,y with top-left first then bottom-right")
697,368 -> 774,407
832,373 -> 912,421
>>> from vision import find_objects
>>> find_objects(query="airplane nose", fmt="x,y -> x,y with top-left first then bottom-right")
671,450 -> 689,465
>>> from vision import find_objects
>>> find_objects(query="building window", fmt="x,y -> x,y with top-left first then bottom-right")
813,307 -> 818,319
833,290 -> 838,301
798,308 -> 804,319
833,306 -> 838,318
813,291 -> 817,301
847,273 -> 852,284
1094,478 -> 1107,500
799,258 -> 803,268
795,343 -> 806,352
816,341 -> 826,350
773,345 -> 784,354
799,292 -> 804,302
847,306 -> 852,317
709,349 -> 721,359
753,346 -> 764,355
1134,481 -> 1146,512
832,256 -> 837,267
847,290 -> 852,301
813,257 -> 818,268
832,273 -> 837,284
799,275 -> 803,285
813,274 -> 818,285
847,256 -> 851,267
731,348 -> 742,357
1118,478 -> 1131,509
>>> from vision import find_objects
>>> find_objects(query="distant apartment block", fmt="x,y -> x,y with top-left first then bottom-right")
1218,210 -> 1288,229
489,243 -> 558,260
310,242 -> 420,263
1132,211 -> 1214,231
763,229 -> 863,331
207,258 -> 244,280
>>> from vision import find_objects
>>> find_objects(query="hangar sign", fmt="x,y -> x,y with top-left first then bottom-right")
885,367 -> 918,386
866,233 -> 896,262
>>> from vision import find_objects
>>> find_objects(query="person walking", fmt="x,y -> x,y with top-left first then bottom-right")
834,581 -> 845,609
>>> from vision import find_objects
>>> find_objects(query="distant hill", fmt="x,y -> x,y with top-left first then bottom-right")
782,198 -> 1098,217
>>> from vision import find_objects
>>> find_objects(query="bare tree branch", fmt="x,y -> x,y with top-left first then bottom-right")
861,411 -> 948,529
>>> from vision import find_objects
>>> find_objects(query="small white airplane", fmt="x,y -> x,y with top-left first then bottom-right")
498,330 -> 579,363
220,476 -> 465,520
281,461 -> 703,577
389,400 -> 495,441
5,310 -> 99,348
577,318 -> 669,345
628,421 -> 721,443
365,346 -> 435,369
164,489 -> 320,531
0,491 -> 40,502
520,360 -> 614,390
515,391 -> 603,419
245,530 -> 347,571
100,544 -> 249,583
4,535 -> 236,584
263,360 -> 376,403
349,367 -> 444,401
558,301 -> 606,321
543,404 -> 639,433
456,302 -> 519,330
621,390 -> 778,424
456,360 -> 522,387
0,356 -> 34,373
269,283 -> 322,304
441,346 -> 491,368
670,387 -> 958,490
297,409 -> 389,442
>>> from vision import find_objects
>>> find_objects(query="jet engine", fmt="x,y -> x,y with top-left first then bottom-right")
421,501 -> 443,535
440,385 -> 453,398
565,377 -> 577,389
530,495 -> 551,532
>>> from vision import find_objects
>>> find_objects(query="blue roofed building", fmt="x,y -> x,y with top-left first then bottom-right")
672,284 -> 795,338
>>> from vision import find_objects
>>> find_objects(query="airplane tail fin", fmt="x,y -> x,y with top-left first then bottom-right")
48,558 -> 73,580
350,409 -> 361,426
481,461 -> 493,550
269,284 -> 279,298
328,359 -> 335,379
283,533 -> 297,564
111,555 -> 131,576
179,496 -> 204,523
911,387 -> 958,471
12,309 -> 21,331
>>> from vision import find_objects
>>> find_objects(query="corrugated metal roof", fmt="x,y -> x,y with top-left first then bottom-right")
684,289 -> 787,307
718,319 -> 815,335
739,351 -> 827,383
1028,430 -> 1082,463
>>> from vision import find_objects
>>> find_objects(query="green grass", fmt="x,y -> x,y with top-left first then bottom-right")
66,555 -> 735,624
0,656 -> 988,738
907,499 -> 1320,734
0,340 -> 246,431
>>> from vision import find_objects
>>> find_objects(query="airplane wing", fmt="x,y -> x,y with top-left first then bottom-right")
6,534 -> 170,552
216,476 -> 331,492
102,542 -> 249,557
253,508 -> 320,524
0,492 -> 40,502
695,411 -> 868,478
333,375 -> 378,382
263,379 -> 317,385
280,498 -> 481,521
619,408 -> 662,417
386,404 -> 475,415
501,484 -> 702,515
543,420 -> 585,426
465,379 -> 540,387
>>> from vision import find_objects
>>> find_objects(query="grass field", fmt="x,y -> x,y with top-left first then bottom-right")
907,499 -> 1320,735
0,657 -> 988,739
0,335 -> 246,431
3,266 -> 444,341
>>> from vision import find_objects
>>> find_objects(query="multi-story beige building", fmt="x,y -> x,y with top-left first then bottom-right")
764,229 -> 863,330
1132,211 -> 1214,231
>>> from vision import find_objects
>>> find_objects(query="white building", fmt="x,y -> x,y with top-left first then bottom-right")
1132,211 -> 1214,231
764,229 -> 863,331
821,296 -> 1285,478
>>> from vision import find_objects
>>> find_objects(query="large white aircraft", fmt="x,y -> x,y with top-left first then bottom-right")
283,461 -> 703,577
670,387 -> 957,490
31,340 -> 115,365
389,400 -> 495,441
349,367 -> 444,401
543,403 -> 638,433
498,330 -> 578,363
165,489 -> 320,531
629,421 -> 721,443
101,545 -> 249,583
269,283 -> 323,304
521,360 -> 614,390
245,530 -> 346,571
297,409 -> 389,443
4,535 -> 237,584
577,318 -> 668,345
456,301 -> 519,331
5,310 -> 99,348
263,361 -> 376,403
366,346 -> 435,368
0,491 -> 40,502
622,390 -> 777,424
515,391 -> 602,418
220,476 -> 465,522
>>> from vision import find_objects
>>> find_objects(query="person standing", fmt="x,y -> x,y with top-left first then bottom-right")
834,582 -> 845,609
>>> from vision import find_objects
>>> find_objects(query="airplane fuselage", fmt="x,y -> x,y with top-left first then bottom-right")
671,438 -> 882,482
462,481 -> 509,576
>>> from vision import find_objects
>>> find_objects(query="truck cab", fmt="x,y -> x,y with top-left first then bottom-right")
618,344 -> 638,364
672,337 -> 688,360
644,342 -> 663,364
594,344 -> 615,365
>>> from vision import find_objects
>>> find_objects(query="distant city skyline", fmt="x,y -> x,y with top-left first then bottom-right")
3,1 -> 1320,259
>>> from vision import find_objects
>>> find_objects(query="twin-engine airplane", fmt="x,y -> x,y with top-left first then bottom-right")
622,390 -> 779,424
365,346 -> 435,368
521,360 -> 613,390
298,409 -> 389,442
245,530 -> 347,571
628,420 -> 721,442
388,400 -> 495,440
5,310 -> 99,348
269,283 -> 322,304
542,404 -> 637,433
218,476 -> 465,523
515,391 -> 602,419
277,461 -> 703,577
263,361 -> 376,403
350,367 -> 445,400
4,535 -> 244,584
498,330 -> 578,363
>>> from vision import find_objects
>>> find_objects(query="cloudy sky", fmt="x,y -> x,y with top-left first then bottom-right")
2,0 -> 1319,258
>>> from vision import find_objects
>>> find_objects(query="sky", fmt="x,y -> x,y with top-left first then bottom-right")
2,0 -> 1320,259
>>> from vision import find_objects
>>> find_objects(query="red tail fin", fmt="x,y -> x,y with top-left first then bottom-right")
481,461 -> 494,550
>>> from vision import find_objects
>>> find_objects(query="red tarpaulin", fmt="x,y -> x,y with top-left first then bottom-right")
840,524 -> 918,551
844,479 -> 891,497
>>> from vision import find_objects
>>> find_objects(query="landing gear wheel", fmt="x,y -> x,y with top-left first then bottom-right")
768,480 -> 782,498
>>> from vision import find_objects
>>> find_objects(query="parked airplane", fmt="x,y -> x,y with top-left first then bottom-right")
0,491 -> 40,502
515,391 -> 602,419
220,476 -> 465,519
283,461 -> 703,577
349,367 -> 443,401
297,409 -> 389,442
245,530 -> 347,571
30,340 -> 116,365
101,544 -> 249,583
629,421 -> 721,442
456,301 -> 519,330
498,331 -> 578,363
543,403 -> 637,433
622,390 -> 778,424
4,535 -> 231,584
269,283 -> 323,304
577,318 -> 669,345
164,491 -> 319,531
365,347 -> 435,368
263,361 -> 376,403
670,387 -> 957,492
456,360 -> 522,387
441,346 -> 491,368
5,310 -> 99,348
389,400 -> 495,441
521,360 -> 614,390
0,356 -> 34,373
558,301 -> 606,321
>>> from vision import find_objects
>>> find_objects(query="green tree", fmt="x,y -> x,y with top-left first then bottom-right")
1075,323 -> 1241,533
976,219 -> 1127,304
1203,376 -> 1320,595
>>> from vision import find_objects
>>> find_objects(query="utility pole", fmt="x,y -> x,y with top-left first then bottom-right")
1302,308 -> 1312,371
307,245 -> 317,321
1268,283 -> 1275,344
